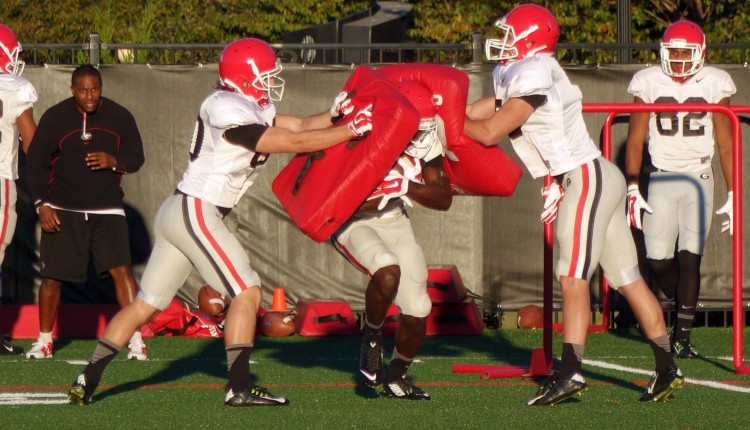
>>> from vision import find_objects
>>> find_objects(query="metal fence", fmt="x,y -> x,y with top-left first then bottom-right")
21,33 -> 750,67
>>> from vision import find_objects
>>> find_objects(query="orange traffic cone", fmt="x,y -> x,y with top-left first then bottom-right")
271,287 -> 288,311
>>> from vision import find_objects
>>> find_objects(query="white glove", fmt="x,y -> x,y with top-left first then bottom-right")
347,105 -> 373,137
368,170 -> 413,210
626,184 -> 653,230
397,154 -> 423,183
715,191 -> 733,235
541,183 -> 564,224
330,91 -> 354,117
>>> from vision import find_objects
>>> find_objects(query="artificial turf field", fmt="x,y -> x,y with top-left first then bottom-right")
2,327 -> 749,429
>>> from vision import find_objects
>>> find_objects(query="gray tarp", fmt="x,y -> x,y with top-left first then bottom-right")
3,63 -> 747,312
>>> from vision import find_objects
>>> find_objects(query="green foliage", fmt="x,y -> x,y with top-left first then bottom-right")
2,0 -> 750,65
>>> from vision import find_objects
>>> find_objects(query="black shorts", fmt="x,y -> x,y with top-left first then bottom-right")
39,210 -> 132,283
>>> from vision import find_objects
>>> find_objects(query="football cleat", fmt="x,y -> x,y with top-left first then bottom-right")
68,373 -> 98,405
527,372 -> 587,406
127,339 -> 148,361
382,376 -> 431,400
359,331 -> 384,387
0,336 -> 23,355
25,340 -> 53,359
224,385 -> 289,407
672,338 -> 699,359
640,367 -> 684,402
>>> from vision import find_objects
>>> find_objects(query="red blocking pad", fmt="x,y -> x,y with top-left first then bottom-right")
426,264 -> 468,304
294,299 -> 359,336
272,65 -> 420,242
377,63 -> 522,196
425,297 -> 485,335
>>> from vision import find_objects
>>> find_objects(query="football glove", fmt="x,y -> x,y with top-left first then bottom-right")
541,183 -> 564,224
715,191 -> 733,235
330,91 -> 354,118
397,154 -> 423,183
348,105 -> 373,137
627,184 -> 653,230
368,170 -> 413,210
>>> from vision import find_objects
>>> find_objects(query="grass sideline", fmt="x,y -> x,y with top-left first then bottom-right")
2,327 -> 749,429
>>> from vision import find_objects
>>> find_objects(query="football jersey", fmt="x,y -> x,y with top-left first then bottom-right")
628,66 -> 736,172
177,90 -> 275,208
0,74 -> 37,179
492,54 -> 600,178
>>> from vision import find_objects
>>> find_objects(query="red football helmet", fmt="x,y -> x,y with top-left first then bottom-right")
0,24 -> 24,76
219,38 -> 284,102
395,81 -> 443,158
485,4 -> 560,63
660,20 -> 705,81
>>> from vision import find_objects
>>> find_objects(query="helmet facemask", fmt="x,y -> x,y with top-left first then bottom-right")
249,58 -> 285,102
660,42 -> 704,80
405,116 -> 439,159
0,41 -> 24,76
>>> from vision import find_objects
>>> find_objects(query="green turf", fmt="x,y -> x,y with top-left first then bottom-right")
2,327 -> 749,429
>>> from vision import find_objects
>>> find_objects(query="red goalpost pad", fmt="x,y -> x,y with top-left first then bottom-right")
272,65 -> 420,242
377,64 -> 522,196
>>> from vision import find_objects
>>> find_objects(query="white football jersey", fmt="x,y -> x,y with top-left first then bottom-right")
177,91 -> 275,208
628,66 -> 736,172
0,74 -> 37,179
493,55 -> 600,178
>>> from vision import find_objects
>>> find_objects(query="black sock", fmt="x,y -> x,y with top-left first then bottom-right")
648,335 -> 675,373
559,343 -> 583,379
226,345 -> 253,393
84,339 -> 120,385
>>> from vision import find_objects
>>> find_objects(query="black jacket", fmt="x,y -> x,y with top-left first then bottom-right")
26,97 -> 145,211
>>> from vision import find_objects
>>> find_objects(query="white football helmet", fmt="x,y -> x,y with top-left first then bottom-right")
660,20 -> 705,81
485,4 -> 560,64
0,24 -> 24,76
219,38 -> 285,103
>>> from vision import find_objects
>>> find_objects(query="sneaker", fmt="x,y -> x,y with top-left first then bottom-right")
382,376 -> 431,400
0,336 -> 23,355
224,385 -> 289,406
127,339 -> 148,361
672,338 -> 698,359
527,372 -> 587,406
639,367 -> 684,402
68,373 -> 98,405
25,340 -> 53,359
359,331 -> 384,387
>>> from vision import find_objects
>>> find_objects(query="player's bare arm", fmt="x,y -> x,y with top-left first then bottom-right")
255,123 -> 351,154
17,107 -> 36,154
275,111 -> 332,133
404,163 -> 452,211
624,96 -> 650,184
713,96 -> 733,192
465,95 -> 496,120
464,97 -> 535,147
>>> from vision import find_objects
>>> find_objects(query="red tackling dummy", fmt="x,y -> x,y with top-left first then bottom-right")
377,64 -> 522,196
272,65 -> 420,242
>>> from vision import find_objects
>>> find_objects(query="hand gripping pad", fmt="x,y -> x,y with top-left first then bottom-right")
377,64 -> 522,196
272,65 -> 420,242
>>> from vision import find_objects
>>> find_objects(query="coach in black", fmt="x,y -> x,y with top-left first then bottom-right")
25,64 -> 148,361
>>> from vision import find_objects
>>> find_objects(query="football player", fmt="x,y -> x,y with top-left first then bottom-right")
625,20 -> 735,359
0,23 -> 37,355
68,37 -> 373,407
332,81 -> 452,400
464,4 -> 683,405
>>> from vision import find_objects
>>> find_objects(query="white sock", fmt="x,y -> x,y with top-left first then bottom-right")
39,332 -> 53,344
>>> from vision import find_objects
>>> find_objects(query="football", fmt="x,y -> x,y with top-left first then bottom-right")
260,311 -> 296,337
198,285 -> 226,318
517,304 -> 543,329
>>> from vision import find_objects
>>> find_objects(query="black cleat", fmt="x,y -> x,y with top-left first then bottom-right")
0,336 -> 23,355
359,331 -> 384,387
527,372 -> 587,406
68,373 -> 98,405
382,376 -> 431,400
224,385 -> 289,406
640,367 -> 684,402
672,338 -> 699,359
